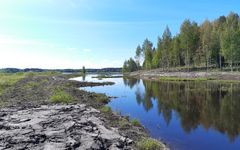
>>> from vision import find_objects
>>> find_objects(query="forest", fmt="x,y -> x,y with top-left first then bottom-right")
123,12 -> 240,72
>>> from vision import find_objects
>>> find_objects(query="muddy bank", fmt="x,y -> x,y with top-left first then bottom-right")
0,74 -> 169,150
0,104 -> 134,150
129,69 -> 240,81
0,75 -> 113,108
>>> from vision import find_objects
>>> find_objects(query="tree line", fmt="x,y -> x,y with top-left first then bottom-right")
123,12 -> 240,72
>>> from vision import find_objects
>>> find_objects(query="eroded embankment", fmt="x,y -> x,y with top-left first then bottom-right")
0,74 -> 169,150
129,69 -> 240,81
0,104 -> 134,149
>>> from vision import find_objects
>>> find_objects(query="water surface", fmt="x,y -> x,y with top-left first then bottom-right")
73,75 -> 240,150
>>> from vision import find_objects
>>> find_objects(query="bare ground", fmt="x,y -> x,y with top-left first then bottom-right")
129,69 -> 240,81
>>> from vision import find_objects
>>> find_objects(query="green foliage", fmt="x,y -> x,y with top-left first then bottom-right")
152,37 -> 162,68
131,118 -> 141,126
142,39 -> 153,69
23,82 -> 40,89
82,66 -> 86,75
118,118 -> 130,127
137,138 -> 164,150
126,12 -> 240,71
135,45 -> 142,68
25,71 -> 60,77
123,58 -> 138,73
161,26 -> 172,69
221,28 -> 240,71
0,72 -> 60,96
94,93 -> 109,103
0,73 -> 26,95
100,106 -> 112,113
50,87 -> 74,103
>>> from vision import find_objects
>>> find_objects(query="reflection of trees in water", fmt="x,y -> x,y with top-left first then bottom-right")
82,74 -> 86,81
133,80 -> 240,142
123,77 -> 140,89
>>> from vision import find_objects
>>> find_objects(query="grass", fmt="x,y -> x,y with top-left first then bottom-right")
23,79 -> 48,90
100,106 -> 112,113
118,118 -> 130,127
0,72 -> 59,96
137,138 -> 164,150
50,87 -> 74,103
131,118 -> 141,127
23,82 -> 40,89
94,93 -> 109,103
27,71 -> 61,77
0,73 -> 26,95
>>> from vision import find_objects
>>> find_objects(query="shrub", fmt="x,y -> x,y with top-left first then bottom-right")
137,138 -> 164,150
131,118 -> 141,126
94,93 -> 109,103
50,88 -> 74,103
100,106 -> 112,113
119,118 -> 130,127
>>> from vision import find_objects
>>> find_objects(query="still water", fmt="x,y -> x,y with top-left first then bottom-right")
73,75 -> 240,150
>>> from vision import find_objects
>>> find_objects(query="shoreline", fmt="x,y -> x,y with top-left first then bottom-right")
0,73 -> 169,150
129,70 -> 240,82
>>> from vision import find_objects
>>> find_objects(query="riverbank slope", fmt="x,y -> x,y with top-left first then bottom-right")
129,69 -> 240,81
0,73 -> 168,150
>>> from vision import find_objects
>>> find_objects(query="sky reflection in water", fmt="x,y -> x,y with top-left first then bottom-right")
74,75 -> 240,150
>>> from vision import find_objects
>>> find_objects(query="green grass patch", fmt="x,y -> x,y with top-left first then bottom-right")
118,118 -> 130,127
25,71 -> 61,77
50,87 -> 74,103
0,73 -> 26,95
131,118 -> 141,127
23,82 -> 40,89
94,93 -> 109,103
22,79 -> 48,90
100,106 -> 112,113
137,138 -> 164,150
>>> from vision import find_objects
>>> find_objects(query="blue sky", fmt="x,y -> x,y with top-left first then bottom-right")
0,0 -> 239,69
